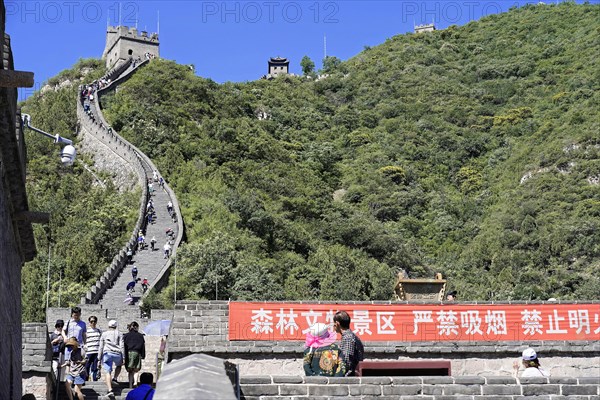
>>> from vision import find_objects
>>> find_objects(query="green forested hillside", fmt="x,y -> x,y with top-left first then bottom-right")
21,59 -> 138,322
23,3 -> 600,316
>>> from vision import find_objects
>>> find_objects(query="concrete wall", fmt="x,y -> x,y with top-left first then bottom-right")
167,301 -> 600,377
239,375 -> 600,400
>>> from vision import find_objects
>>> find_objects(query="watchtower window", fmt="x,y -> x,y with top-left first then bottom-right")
128,49 -> 133,55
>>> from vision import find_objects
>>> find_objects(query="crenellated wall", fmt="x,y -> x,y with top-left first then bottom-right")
77,104 -> 149,304
167,301 -> 600,378
239,375 -> 600,400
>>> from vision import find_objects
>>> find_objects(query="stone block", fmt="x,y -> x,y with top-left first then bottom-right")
482,385 -> 522,395
548,377 -> 577,384
360,377 -> 392,385
382,385 -> 422,396
303,377 -> 328,384
454,376 -> 485,385
308,385 -> 349,396
486,376 -> 518,384
473,397 -> 513,400
328,377 -> 360,384
519,376 -> 548,384
240,376 -> 272,384
254,341 -> 278,347
348,384 -> 381,396
422,385 -> 443,395
363,397 -> 405,400
579,377 -> 600,385
443,384 -> 482,395
513,396 -> 550,400
272,376 -> 303,384
562,385 -> 599,395
240,385 -> 279,396
391,377 -> 423,385
521,384 -> 560,396
279,384 -> 308,396
422,376 -> 454,384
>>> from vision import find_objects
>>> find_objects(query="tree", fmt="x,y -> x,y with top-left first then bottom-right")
321,56 -> 342,73
300,55 -> 315,76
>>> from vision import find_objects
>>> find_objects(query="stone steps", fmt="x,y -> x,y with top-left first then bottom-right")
56,380 -> 135,400
88,75 -> 180,312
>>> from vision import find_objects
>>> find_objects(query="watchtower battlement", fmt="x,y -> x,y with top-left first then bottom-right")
414,23 -> 436,33
102,25 -> 159,69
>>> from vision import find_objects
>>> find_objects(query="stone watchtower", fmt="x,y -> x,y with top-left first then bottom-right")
102,25 -> 159,69
268,57 -> 289,77
414,23 -> 436,34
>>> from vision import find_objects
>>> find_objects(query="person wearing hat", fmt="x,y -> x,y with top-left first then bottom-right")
303,323 -> 345,377
98,320 -> 125,397
50,319 -> 66,380
513,347 -> 550,377
61,337 -> 87,400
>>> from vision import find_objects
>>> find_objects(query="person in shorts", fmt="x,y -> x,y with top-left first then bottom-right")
124,321 -> 146,388
62,337 -> 86,400
98,320 -> 124,397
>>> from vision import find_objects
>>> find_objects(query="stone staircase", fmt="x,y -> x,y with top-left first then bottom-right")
77,58 -> 182,310
57,379 -> 133,400
98,177 -> 178,310
46,59 -> 177,400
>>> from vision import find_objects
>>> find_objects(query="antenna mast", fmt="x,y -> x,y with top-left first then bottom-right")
324,35 -> 327,59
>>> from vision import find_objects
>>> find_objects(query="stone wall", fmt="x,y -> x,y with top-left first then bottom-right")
0,1 -> 35,397
154,354 -> 237,400
94,61 -> 185,295
239,375 -> 600,400
77,126 -> 138,190
79,58 -> 184,303
103,26 -> 159,69
167,301 -> 600,377
22,323 -> 54,400
77,59 -> 150,305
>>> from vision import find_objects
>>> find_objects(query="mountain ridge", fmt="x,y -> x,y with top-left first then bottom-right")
22,3 -> 600,317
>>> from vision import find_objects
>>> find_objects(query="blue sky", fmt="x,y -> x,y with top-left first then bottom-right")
6,0 -> 595,100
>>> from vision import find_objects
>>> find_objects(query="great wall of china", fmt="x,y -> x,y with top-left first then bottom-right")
15,20 -> 600,400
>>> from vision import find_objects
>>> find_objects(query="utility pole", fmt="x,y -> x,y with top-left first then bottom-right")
46,245 -> 51,309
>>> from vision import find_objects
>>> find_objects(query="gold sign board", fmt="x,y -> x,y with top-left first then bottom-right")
394,276 -> 447,302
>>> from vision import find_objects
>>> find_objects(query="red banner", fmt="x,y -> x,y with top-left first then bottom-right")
229,302 -> 600,342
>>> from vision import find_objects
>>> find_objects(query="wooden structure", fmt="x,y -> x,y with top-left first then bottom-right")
394,272 -> 447,301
